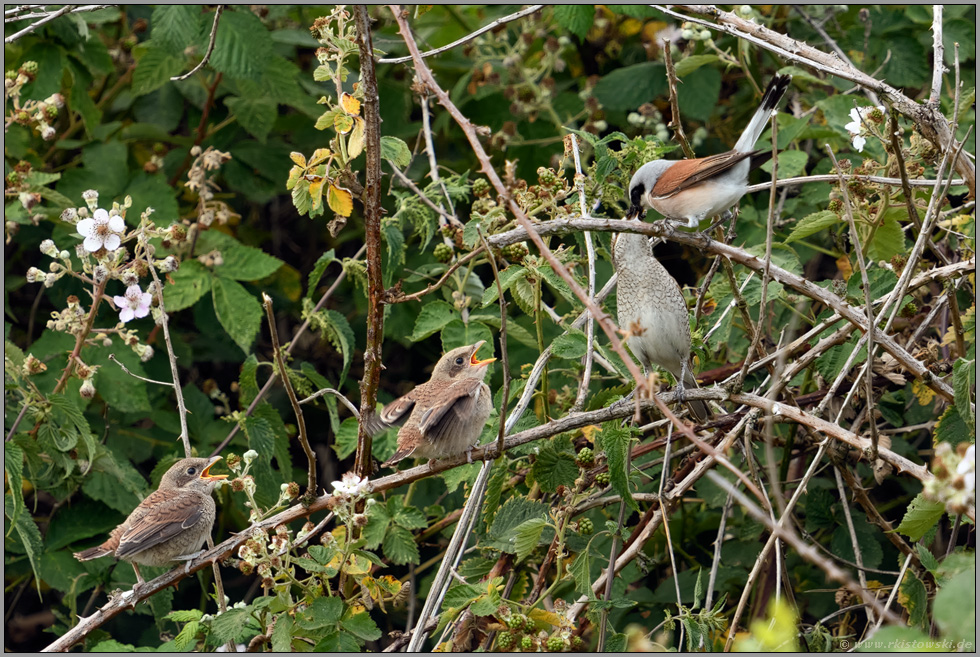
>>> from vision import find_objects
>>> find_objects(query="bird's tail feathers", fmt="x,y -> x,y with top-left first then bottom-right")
682,368 -> 711,425
734,74 -> 791,153
73,545 -> 113,561
381,447 -> 415,468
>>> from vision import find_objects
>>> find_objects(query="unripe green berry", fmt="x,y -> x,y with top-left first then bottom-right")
546,635 -> 565,652
433,243 -> 453,263
497,631 -> 516,651
576,447 -> 595,467
595,472 -> 610,486
577,517 -> 594,535
472,178 -> 491,197
506,614 -> 524,629
520,636 -> 535,651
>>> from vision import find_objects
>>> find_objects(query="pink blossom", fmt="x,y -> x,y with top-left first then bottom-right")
113,285 -> 152,323
77,208 -> 125,252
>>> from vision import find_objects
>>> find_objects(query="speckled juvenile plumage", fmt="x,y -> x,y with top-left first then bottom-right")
613,229 -> 710,423
366,341 -> 496,466
73,457 -> 227,587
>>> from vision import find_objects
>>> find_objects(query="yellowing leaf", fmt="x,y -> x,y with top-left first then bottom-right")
289,151 -> 306,167
347,116 -> 365,160
286,166 -> 302,191
836,254 -> 853,281
308,147 -> 332,167
309,177 -> 325,212
340,91 -> 361,116
327,183 -> 354,217
528,608 -> 563,628
581,425 -> 602,444
912,379 -> 935,406
341,553 -> 372,576
334,113 -> 354,134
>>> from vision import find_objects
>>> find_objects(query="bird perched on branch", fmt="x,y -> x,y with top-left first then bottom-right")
615,74 -> 791,422
626,74 -> 791,228
73,456 -> 227,589
366,341 -> 496,466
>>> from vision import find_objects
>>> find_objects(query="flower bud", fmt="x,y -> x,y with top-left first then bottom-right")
79,378 -> 96,399
39,239 -> 57,257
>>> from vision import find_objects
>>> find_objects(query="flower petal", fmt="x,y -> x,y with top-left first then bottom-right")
108,215 -> 125,232
139,292 -> 152,306
112,295 -> 128,306
93,208 -> 109,222
134,305 -> 150,318
76,218 -> 96,237
119,308 -> 135,323
852,135 -> 866,152
103,234 -> 121,251
83,236 -> 103,252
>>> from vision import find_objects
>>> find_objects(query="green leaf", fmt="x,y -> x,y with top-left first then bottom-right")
48,394 -> 97,461
846,266 -> 898,303
393,505 -> 428,530
762,149 -> 808,179
382,525 -> 419,565
124,172 -> 180,227
270,613 -> 294,652
677,65 -> 722,122
599,424 -> 638,511
210,608 -> 251,643
380,135 -> 412,168
952,358 -> 975,433
898,570 -> 929,630
341,611 -> 382,642
173,620 -> 201,651
307,249 -> 339,299
915,543 -> 940,575
212,276 -> 263,354
867,214 -> 906,262
441,462 -> 480,494
550,331 -> 588,360
593,62 -> 667,111
167,609 -> 204,622
553,5 -> 595,39
442,582 -> 482,609
209,9 -> 272,80
440,320 -> 494,354
531,442 -> 578,492
411,301 -> 457,341
5,443 -> 25,532
481,461 -> 508,529
198,231 -> 284,280
513,517 -> 548,563
569,545 -> 596,598
673,54 -> 720,77
488,497 -> 548,553
296,595 -> 344,630
151,5 -> 202,54
934,405 -> 971,447
784,211 -> 839,243
481,265 -> 527,308
82,452 -> 147,514
164,260 -> 212,311
895,494 -> 946,541
7,497 -> 44,595
831,516 -> 883,570
933,561 -> 976,644
225,95 -> 277,143
132,42 -> 184,96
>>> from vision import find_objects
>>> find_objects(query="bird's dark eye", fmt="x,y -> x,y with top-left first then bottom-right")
186,467 -> 197,476
455,357 -> 464,365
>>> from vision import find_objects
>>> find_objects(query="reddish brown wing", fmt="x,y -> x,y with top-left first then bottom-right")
114,489 -> 204,559
416,378 -> 485,444
651,150 -> 762,197
364,389 -> 418,437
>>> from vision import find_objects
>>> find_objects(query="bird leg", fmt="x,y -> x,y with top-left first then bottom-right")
172,550 -> 206,575
129,563 -> 146,606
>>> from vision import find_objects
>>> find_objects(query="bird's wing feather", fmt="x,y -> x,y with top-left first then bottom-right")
365,390 -> 418,436
416,378 -> 484,444
652,150 -> 762,197
114,489 -> 204,559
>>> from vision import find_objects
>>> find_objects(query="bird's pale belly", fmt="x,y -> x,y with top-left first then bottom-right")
652,174 -> 749,224
622,304 -> 690,380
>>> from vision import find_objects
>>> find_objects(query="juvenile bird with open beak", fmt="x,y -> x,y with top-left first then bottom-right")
73,456 -> 227,589
366,341 -> 496,466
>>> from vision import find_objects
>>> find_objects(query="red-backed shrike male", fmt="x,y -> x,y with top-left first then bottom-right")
626,74 -> 791,226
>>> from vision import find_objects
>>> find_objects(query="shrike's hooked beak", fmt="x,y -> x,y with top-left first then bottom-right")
626,204 -> 643,221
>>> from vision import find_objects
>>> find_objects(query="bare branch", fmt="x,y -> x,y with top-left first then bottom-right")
170,5 -> 225,82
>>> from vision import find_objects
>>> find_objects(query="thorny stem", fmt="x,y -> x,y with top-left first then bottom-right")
262,294 -> 317,495
52,278 -> 107,396
354,4 -> 384,479
662,40 -> 695,159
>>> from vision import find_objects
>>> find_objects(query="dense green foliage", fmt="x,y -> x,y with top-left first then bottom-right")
4,4 -> 976,652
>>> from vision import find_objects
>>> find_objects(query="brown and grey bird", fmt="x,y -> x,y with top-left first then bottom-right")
626,74 -> 791,227
73,456 -> 227,587
613,230 -> 710,423
366,341 -> 496,466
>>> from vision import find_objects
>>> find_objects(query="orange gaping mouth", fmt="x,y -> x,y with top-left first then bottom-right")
470,352 -> 496,367
201,459 -> 228,480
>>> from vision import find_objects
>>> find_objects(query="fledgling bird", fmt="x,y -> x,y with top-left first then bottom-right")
615,75 -> 791,422
366,341 -> 496,466
73,456 -> 227,588
626,74 -> 791,227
